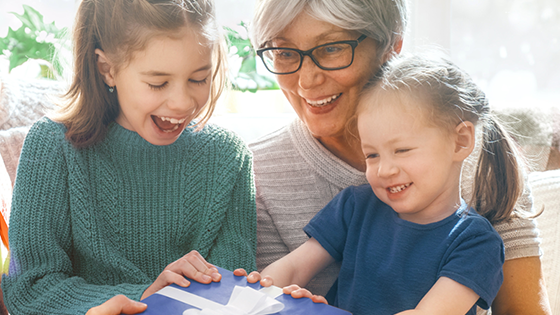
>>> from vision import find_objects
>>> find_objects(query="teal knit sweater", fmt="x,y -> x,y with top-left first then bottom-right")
1,118 -> 256,314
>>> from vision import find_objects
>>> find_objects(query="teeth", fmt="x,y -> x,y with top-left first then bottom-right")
159,116 -> 187,124
162,124 -> 180,133
388,183 -> 411,193
306,94 -> 340,107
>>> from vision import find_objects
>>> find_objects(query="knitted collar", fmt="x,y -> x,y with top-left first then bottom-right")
288,118 -> 367,188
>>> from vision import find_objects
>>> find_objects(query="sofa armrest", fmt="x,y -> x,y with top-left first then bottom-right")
529,170 -> 560,314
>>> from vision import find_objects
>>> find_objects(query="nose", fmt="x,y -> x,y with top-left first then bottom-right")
168,85 -> 197,114
377,158 -> 399,178
297,56 -> 325,90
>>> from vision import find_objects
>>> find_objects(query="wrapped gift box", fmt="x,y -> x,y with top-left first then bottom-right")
139,267 -> 350,315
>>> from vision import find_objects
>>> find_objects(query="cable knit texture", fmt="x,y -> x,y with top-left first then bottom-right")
1,117 -> 256,315
250,118 -> 540,299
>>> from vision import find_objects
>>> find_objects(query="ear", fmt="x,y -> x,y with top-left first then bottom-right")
95,48 -> 116,87
453,121 -> 475,162
392,37 -> 403,55
382,37 -> 404,63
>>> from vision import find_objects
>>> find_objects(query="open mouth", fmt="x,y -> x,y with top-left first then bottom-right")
387,183 -> 412,194
305,93 -> 342,108
151,115 -> 187,133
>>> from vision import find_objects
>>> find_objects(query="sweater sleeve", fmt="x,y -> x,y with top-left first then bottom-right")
1,119 -> 147,315
255,191 -> 291,272
206,135 -> 257,272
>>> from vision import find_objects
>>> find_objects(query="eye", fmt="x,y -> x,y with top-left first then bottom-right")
190,77 -> 209,86
365,153 -> 379,159
395,148 -> 411,154
148,82 -> 168,91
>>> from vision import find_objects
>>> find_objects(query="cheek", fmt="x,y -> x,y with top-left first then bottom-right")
365,164 -> 378,185
194,84 -> 212,107
276,75 -> 297,94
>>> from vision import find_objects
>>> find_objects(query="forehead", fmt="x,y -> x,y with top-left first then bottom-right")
358,91 -> 434,135
127,28 -> 213,72
273,11 -> 357,46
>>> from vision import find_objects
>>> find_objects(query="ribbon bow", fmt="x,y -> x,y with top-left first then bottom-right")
156,285 -> 285,315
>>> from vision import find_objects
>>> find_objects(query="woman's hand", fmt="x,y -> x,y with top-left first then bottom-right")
282,284 -> 327,304
233,268 -> 274,287
86,295 -> 147,315
141,250 -> 222,300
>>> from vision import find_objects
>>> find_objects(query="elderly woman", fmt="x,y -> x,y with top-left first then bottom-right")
248,0 -> 551,314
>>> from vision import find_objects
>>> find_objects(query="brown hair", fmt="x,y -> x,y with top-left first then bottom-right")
52,0 -> 227,148
358,53 -> 525,224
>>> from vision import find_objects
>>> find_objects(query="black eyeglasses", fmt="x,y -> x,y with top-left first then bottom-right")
256,34 -> 367,75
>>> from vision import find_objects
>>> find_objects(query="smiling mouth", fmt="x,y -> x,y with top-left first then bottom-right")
151,115 -> 187,133
388,183 -> 412,194
305,93 -> 341,108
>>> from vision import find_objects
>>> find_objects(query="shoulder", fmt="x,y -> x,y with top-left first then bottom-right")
22,117 -> 68,152
452,212 -> 503,247
492,216 -> 540,259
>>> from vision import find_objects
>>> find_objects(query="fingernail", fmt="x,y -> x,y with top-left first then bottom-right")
212,272 -> 221,281
202,274 -> 211,282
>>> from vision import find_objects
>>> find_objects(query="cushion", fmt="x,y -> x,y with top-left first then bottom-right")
529,170 -> 560,314
0,75 -> 62,131
0,126 -> 30,185
493,106 -> 554,172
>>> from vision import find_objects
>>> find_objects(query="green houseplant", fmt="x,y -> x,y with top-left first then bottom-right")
223,22 -> 278,93
0,4 -> 69,79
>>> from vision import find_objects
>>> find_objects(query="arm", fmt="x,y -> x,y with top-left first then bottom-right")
396,277 -> 479,315
491,256 -> 551,315
260,237 -> 334,288
2,121 -> 146,314
489,212 -> 551,314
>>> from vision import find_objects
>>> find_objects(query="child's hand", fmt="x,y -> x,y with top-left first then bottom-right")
141,250 -> 221,300
233,268 -> 274,287
86,295 -> 147,315
283,285 -> 328,304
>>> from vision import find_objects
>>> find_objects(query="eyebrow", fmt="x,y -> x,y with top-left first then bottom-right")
272,30 -> 352,45
140,64 -> 213,77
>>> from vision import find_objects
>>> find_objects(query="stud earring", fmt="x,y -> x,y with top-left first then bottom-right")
108,86 -> 115,93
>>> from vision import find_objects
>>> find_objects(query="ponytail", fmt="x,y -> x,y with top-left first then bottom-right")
472,117 -> 524,223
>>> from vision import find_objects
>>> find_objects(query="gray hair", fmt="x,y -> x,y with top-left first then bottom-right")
250,0 -> 408,60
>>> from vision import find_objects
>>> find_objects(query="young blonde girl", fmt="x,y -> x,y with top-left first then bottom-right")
1,0 -> 256,314
236,53 -> 525,315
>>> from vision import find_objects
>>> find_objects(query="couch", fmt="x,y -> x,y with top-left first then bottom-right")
0,75 -> 559,313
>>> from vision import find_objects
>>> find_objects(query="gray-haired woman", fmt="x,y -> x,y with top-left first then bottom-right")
248,0 -> 551,314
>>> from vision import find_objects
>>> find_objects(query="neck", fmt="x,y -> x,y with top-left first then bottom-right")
316,134 -> 366,172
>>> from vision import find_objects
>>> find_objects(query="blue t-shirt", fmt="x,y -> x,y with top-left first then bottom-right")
304,184 -> 504,315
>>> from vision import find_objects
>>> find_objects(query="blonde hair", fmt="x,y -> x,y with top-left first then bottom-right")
358,53 -> 525,224
53,0 -> 227,148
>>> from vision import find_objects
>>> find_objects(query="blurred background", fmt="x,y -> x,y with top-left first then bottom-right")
1,0 -> 559,141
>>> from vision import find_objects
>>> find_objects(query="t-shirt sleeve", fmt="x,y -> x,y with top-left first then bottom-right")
439,217 -> 505,310
303,187 -> 357,262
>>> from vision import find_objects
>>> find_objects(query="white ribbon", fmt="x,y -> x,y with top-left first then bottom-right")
156,285 -> 285,315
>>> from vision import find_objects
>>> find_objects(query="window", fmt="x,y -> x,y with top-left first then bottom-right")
406,0 -> 560,110
2,0 -> 558,141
